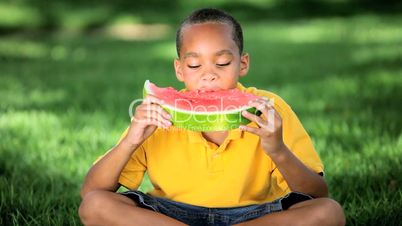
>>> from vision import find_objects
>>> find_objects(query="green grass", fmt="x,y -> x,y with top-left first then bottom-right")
1,14 -> 402,225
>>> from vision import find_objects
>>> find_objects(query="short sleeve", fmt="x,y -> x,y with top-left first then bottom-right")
93,127 -> 147,190
117,128 -> 147,190
268,97 -> 324,196
279,101 -> 324,174
118,147 -> 147,190
239,85 -> 323,174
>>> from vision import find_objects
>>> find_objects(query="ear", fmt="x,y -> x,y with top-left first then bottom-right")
174,58 -> 184,82
239,53 -> 249,77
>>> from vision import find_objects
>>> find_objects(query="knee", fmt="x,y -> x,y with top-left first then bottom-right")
78,190 -> 109,225
315,198 -> 346,226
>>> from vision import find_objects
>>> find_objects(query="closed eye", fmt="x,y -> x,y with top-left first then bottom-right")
217,62 -> 231,67
188,65 -> 201,69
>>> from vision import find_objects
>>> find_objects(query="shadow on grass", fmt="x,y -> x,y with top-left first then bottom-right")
352,57 -> 402,75
1,0 -> 402,34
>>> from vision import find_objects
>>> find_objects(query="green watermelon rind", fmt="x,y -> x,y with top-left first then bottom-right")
143,80 -> 260,131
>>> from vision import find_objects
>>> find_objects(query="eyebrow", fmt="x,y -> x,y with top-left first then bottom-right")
216,49 -> 234,56
183,49 -> 234,59
183,52 -> 199,59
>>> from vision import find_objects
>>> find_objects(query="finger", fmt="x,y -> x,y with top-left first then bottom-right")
259,104 -> 282,125
248,99 -> 270,112
249,97 -> 275,108
248,100 -> 277,121
135,115 -> 171,129
260,105 -> 275,121
258,107 -> 283,133
143,94 -> 164,105
251,98 -> 267,105
239,125 -> 261,136
144,118 -> 170,129
257,97 -> 273,106
242,110 -> 267,128
136,107 -> 172,127
142,110 -> 172,127
242,110 -> 277,133
139,104 -> 171,121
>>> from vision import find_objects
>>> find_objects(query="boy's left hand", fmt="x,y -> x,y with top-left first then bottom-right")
239,98 -> 286,156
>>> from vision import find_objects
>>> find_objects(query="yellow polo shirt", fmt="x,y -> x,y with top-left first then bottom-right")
116,83 -> 323,208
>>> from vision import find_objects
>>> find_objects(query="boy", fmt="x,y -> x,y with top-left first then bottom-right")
79,8 -> 345,226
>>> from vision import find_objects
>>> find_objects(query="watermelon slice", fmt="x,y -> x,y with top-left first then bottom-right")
143,80 -> 261,131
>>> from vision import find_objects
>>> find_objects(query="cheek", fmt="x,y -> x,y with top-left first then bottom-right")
224,66 -> 240,77
181,68 -> 196,78
181,71 -> 199,85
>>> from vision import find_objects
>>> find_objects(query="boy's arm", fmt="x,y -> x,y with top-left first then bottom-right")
240,98 -> 328,198
80,95 -> 172,198
269,145 -> 328,197
80,140 -> 140,198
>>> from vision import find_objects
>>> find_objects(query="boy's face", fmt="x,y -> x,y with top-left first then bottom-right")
174,23 -> 249,91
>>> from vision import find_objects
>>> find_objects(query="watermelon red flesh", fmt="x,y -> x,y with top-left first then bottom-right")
148,82 -> 259,113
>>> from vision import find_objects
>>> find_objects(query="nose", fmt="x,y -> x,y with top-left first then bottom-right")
201,72 -> 217,82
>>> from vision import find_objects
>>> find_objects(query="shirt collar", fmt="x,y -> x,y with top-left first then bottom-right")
188,128 -> 243,144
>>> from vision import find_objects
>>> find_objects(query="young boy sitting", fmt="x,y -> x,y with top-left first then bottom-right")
78,8 -> 345,226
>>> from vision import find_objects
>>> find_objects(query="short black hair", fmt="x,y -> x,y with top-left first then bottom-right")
176,8 -> 243,57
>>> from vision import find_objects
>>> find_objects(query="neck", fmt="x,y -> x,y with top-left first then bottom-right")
201,131 -> 229,146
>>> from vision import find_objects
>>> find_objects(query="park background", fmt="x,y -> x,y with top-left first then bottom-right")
1,0 -> 401,225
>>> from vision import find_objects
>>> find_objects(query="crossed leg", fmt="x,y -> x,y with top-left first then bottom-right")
79,191 -> 345,226
233,198 -> 345,226
78,190 -> 187,226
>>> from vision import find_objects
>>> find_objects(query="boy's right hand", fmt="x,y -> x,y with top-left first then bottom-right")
122,95 -> 171,147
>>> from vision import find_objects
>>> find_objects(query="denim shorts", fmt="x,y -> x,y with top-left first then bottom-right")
120,190 -> 312,226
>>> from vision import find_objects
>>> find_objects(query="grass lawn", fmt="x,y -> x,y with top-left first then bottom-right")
1,14 -> 402,225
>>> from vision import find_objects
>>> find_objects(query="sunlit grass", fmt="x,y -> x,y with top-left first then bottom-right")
245,14 -> 402,44
0,3 -> 41,28
57,7 -> 111,31
0,39 -> 48,59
